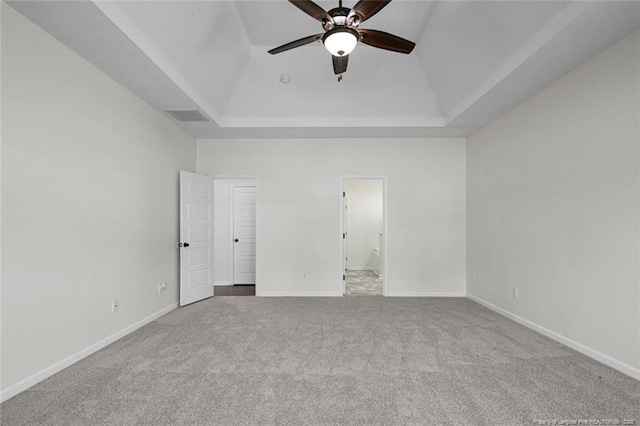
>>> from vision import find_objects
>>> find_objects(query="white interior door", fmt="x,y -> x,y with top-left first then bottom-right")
180,171 -> 213,306
233,186 -> 256,284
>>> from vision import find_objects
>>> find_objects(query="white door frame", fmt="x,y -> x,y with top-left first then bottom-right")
212,175 -> 259,293
339,176 -> 388,296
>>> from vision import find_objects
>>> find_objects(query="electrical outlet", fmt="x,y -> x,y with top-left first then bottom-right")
302,273 -> 307,280
512,287 -> 519,298
158,282 -> 167,294
112,299 -> 119,313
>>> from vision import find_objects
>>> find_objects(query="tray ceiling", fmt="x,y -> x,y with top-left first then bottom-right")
8,0 -> 640,139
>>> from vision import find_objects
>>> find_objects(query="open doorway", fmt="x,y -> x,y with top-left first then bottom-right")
340,177 -> 386,296
212,178 -> 257,296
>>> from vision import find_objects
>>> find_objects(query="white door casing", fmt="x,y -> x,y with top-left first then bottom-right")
340,176 -> 388,296
342,192 -> 348,294
179,171 -> 213,306
233,186 -> 256,284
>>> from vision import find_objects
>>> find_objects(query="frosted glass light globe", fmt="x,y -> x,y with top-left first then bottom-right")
323,28 -> 358,57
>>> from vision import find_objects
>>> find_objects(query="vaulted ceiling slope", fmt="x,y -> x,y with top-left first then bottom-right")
8,1 -> 640,139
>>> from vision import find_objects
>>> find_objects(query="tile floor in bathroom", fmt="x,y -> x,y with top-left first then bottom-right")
345,269 -> 383,296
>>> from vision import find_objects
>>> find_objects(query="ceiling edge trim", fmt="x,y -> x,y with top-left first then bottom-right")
91,0 -> 221,126
444,1 -> 592,125
218,116 -> 446,128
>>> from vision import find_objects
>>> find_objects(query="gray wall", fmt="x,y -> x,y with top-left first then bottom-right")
198,138 -> 466,297
467,30 -> 640,373
1,3 -> 197,395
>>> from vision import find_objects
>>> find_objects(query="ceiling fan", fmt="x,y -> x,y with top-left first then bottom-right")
268,0 -> 415,76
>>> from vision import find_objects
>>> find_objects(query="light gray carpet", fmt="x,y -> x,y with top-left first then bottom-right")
345,270 -> 383,296
2,297 -> 639,425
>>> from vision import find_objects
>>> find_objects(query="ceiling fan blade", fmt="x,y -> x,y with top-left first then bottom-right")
348,0 -> 391,24
332,54 -> 349,75
268,34 -> 322,55
289,0 -> 334,25
357,29 -> 415,54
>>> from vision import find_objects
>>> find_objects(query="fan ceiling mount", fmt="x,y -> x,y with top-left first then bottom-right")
268,0 -> 416,75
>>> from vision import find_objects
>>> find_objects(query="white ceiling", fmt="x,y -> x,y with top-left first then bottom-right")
8,0 -> 640,139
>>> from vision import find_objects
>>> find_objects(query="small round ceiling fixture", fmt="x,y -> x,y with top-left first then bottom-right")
280,74 -> 291,84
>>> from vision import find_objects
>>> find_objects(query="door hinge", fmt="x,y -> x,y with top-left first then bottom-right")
343,275 -> 346,281
343,191 -> 345,197
343,233 -> 346,239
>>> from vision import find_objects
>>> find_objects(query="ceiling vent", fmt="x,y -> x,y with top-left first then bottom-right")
165,109 -> 209,122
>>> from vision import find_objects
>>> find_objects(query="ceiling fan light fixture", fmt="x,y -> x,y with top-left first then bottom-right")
322,27 -> 358,57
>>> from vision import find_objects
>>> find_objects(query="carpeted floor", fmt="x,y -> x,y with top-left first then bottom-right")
2,297 -> 639,425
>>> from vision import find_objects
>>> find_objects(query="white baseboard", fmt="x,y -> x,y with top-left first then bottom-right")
387,292 -> 466,297
213,281 -> 232,286
0,302 -> 179,403
256,291 -> 343,297
466,293 -> 640,381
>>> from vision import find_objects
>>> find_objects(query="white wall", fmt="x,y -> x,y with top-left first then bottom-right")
467,29 -> 640,374
1,3 -> 196,397
212,179 -> 233,285
344,179 -> 383,270
197,138 -> 466,297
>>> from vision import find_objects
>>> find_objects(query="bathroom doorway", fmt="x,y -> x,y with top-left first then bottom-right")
340,177 -> 386,296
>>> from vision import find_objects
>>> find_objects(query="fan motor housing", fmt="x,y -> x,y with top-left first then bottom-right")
326,7 -> 353,28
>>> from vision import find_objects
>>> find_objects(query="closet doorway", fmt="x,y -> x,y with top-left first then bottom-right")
212,178 -> 257,296
340,177 -> 387,296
